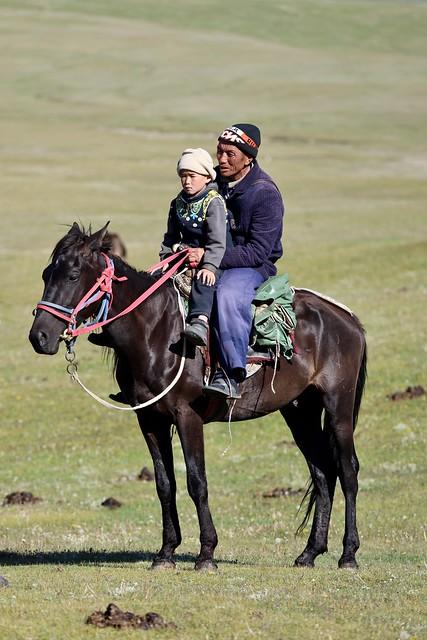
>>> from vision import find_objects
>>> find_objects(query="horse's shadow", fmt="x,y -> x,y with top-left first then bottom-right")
0,550 -> 240,567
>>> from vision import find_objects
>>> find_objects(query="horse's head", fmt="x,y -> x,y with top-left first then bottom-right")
29,222 -> 111,355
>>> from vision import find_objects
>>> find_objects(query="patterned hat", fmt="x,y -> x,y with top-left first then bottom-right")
218,123 -> 261,158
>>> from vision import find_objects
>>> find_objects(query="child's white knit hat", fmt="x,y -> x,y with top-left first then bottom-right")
177,148 -> 216,181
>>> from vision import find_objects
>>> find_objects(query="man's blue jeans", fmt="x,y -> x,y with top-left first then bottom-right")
211,268 -> 265,380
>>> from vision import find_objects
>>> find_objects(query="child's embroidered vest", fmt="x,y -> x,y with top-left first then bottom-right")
174,189 -> 222,247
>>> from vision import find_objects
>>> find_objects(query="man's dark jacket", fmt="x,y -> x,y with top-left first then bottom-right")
217,161 -> 284,280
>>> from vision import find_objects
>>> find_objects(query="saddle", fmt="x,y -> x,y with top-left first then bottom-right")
174,270 -> 297,379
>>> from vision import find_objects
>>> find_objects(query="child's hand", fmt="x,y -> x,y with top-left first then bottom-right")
187,247 -> 205,267
197,268 -> 216,286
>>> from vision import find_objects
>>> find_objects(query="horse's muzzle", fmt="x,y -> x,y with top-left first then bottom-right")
29,319 -> 60,355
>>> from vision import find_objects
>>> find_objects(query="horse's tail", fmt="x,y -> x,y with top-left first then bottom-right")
353,338 -> 367,431
296,480 -> 316,536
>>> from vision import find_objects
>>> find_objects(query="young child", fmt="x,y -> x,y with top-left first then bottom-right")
160,148 -> 227,347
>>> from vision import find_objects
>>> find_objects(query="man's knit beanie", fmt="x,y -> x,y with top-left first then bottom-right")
177,148 -> 216,181
217,123 -> 261,158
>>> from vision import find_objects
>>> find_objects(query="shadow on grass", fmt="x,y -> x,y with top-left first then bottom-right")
0,549 -> 240,567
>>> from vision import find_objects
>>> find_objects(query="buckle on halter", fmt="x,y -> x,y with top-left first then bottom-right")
60,330 -> 77,359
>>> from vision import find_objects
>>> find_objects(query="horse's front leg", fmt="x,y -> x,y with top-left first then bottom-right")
177,412 -> 218,571
137,411 -> 181,569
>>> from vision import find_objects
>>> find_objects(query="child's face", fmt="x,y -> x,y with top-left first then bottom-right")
179,171 -> 210,196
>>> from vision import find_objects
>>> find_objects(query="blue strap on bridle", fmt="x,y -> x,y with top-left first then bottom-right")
81,294 -> 110,328
37,301 -> 74,314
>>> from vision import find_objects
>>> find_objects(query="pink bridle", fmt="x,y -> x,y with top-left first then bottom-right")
36,249 -> 190,342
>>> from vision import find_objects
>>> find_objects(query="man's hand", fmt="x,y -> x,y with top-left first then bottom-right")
187,247 -> 205,267
197,268 -> 216,286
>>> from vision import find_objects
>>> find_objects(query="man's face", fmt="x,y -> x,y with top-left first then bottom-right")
216,142 -> 251,181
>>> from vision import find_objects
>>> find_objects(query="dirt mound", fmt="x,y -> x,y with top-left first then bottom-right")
388,385 -> 425,401
86,603 -> 175,630
262,487 -> 304,498
137,466 -> 154,481
101,497 -> 122,509
3,491 -> 42,506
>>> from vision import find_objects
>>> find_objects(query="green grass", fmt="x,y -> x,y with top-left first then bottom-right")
0,1 -> 426,638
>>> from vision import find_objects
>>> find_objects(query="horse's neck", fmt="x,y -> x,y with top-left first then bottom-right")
107,261 -> 179,349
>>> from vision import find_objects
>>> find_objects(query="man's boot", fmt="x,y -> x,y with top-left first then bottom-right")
203,369 -> 241,399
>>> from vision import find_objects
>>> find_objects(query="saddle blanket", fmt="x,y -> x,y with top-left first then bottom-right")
294,287 -> 353,316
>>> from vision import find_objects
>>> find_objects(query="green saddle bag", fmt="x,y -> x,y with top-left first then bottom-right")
251,273 -> 297,360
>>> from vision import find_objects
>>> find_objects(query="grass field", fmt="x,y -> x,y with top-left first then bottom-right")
0,1 -> 426,638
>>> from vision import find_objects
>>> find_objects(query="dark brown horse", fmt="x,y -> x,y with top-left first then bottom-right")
29,223 -> 367,570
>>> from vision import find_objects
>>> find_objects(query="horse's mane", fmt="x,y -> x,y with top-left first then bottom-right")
113,256 -> 160,290
50,223 -> 160,290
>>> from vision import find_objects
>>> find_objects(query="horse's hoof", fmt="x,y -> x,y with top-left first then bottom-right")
294,555 -> 315,568
338,558 -> 358,570
195,559 -> 218,572
150,558 -> 176,571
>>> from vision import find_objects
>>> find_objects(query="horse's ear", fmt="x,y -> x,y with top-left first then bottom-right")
68,222 -> 80,235
89,221 -> 110,250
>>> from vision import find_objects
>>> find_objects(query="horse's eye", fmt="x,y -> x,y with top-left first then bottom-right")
42,264 -> 53,282
68,271 -> 80,282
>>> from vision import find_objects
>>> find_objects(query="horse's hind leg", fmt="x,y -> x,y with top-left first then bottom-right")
281,390 -> 337,568
323,392 -> 360,569
137,411 -> 181,569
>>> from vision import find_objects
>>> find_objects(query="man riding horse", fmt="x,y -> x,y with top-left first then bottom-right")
199,123 -> 285,399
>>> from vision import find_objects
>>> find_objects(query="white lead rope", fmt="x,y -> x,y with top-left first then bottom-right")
67,279 -> 187,411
